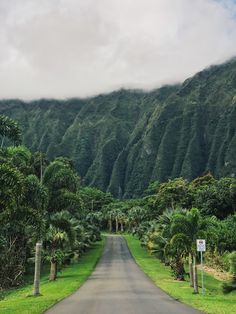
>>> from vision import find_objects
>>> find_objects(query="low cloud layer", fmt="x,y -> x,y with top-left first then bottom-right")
0,0 -> 236,99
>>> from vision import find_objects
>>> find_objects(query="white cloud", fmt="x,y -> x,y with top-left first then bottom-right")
0,0 -> 236,99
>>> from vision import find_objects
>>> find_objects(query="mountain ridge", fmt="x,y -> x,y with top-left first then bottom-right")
0,58 -> 236,198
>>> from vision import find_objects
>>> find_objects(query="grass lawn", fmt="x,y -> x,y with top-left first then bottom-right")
125,235 -> 236,314
0,238 -> 105,314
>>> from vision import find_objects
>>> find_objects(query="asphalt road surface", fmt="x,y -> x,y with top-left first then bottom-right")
45,235 -> 202,314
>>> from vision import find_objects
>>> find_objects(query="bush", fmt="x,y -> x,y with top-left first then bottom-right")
205,251 -> 230,272
222,281 -> 236,294
229,251 -> 236,279
222,252 -> 236,294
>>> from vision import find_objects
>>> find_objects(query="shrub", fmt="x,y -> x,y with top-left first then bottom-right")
222,252 -> 236,294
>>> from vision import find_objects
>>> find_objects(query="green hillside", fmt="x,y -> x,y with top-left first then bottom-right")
1,58 -> 236,198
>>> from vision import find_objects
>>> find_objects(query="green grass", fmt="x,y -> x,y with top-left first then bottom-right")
125,235 -> 236,314
0,238 -> 105,314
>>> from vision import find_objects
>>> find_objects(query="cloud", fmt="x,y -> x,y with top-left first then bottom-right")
0,0 -> 236,99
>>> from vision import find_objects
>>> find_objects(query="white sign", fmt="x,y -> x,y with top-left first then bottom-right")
197,239 -> 206,252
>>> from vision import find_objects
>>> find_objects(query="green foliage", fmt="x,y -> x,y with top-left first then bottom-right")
152,178 -> 191,215
30,151 -> 49,180
43,159 -> 79,193
0,161 -> 47,288
79,187 -> 113,212
144,181 -> 160,196
0,114 -> 21,146
0,162 -> 24,211
6,146 -> 32,171
0,115 -> 105,289
123,176 -> 236,287
192,177 -> 236,218
222,252 -> 236,293
23,175 -> 48,211
205,251 -> 230,273
43,158 -> 81,214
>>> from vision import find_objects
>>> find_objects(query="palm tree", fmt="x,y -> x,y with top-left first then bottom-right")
118,211 -> 126,232
46,225 -> 68,281
170,208 -> 207,292
150,209 -> 174,263
45,211 -> 76,281
0,163 -> 24,211
127,206 -> 147,234
0,115 -> 21,147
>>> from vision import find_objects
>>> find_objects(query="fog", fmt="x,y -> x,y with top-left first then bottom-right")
0,0 -> 236,99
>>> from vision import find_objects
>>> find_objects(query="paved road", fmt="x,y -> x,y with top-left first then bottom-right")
45,235 -> 202,314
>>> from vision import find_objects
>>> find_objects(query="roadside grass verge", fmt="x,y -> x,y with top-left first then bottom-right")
125,235 -> 236,314
0,238 -> 105,314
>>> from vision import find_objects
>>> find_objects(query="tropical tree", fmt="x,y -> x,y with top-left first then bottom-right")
6,146 -> 32,173
0,116 -> 105,289
0,163 -> 48,288
222,252 -> 236,293
43,158 -> 80,213
45,211 -> 77,281
23,174 -> 48,239
0,163 -> 24,211
0,114 -> 21,147
30,151 -> 49,182
127,206 -> 147,233
152,178 -> 191,215
191,175 -> 236,219
79,187 -> 113,212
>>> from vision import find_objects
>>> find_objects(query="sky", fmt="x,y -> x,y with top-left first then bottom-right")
0,0 -> 236,100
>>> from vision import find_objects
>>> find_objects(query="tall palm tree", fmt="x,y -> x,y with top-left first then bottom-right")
170,208 -> 207,292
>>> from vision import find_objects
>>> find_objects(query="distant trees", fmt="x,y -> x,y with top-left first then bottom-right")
79,187 -> 113,212
151,178 -> 191,215
99,174 -> 236,295
191,176 -> 236,218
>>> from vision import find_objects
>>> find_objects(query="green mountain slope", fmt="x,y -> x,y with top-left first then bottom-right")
1,59 -> 236,198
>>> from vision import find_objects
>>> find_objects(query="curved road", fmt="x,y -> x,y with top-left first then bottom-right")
46,235 -> 202,314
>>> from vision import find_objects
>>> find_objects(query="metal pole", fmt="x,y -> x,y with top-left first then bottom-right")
201,251 -> 204,299
33,242 -> 42,296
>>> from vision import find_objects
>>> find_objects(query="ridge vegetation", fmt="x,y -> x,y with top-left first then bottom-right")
0,59 -> 236,198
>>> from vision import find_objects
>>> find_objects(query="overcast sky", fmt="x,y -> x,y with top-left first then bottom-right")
0,0 -> 236,99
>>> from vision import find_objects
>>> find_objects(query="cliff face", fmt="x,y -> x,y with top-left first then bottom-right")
1,59 -> 236,198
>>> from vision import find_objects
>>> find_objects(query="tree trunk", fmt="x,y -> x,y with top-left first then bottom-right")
121,221 -> 124,232
175,256 -> 185,281
49,256 -> 57,281
1,135 -> 5,148
115,217 -> 118,233
193,255 -> 199,293
33,242 -> 42,295
189,252 -> 194,287
108,218 -> 112,233
40,153 -> 43,184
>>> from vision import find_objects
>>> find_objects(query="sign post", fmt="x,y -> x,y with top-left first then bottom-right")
197,239 -> 206,299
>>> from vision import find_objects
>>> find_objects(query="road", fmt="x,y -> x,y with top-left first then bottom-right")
45,235 -> 202,314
